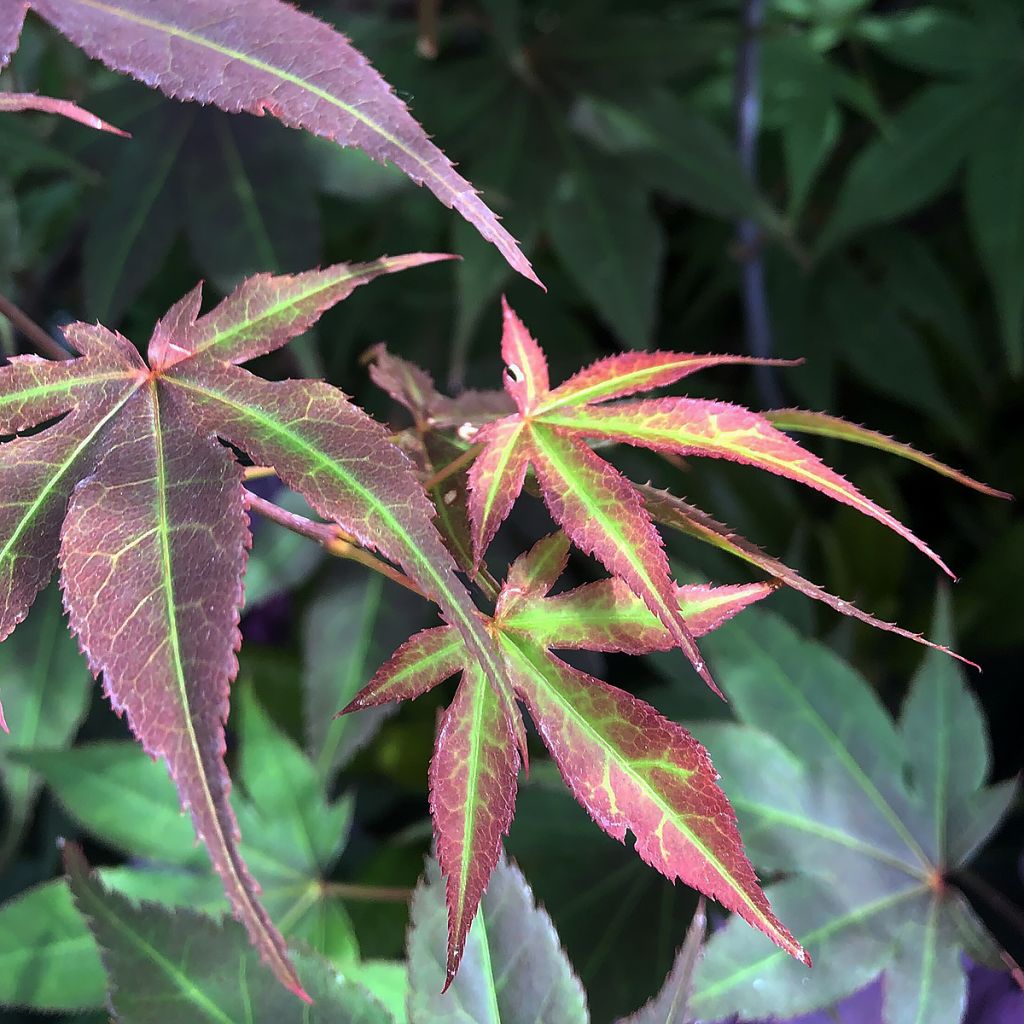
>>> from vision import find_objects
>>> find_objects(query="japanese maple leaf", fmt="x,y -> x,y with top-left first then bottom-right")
0,253 -> 515,999
340,532 -> 806,985
0,0 -> 538,284
467,300 -> 955,695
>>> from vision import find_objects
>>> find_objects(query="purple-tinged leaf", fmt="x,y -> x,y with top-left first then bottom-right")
502,636 -> 808,966
0,91 -> 127,134
0,354 -> 97,435
528,423 -> 720,696
616,900 -> 705,1024
639,486 -> 978,667
495,531 -> 571,618
366,342 -> 445,425
764,408 -> 1012,499
340,626 -> 462,712
540,351 -> 797,413
545,398 -> 954,578
0,340 -> 141,640
500,296 -> 549,414
0,1 -> 27,65
58,382 -> 307,1001
29,0 -> 540,285
467,416 -> 531,568
149,255 -> 451,369
430,663 -> 520,987
164,359 -> 515,721
500,578 -> 776,654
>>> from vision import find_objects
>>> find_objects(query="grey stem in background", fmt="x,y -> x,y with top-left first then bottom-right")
736,0 -> 783,408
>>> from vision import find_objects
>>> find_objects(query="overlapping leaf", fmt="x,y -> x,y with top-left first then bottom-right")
13,0 -> 538,284
341,533 -> 803,983
408,854 -> 589,1024
464,300 -> 964,693
0,691 -> 362,1011
64,845 -> 391,1023
686,600 -> 1015,1024
0,254 -> 511,997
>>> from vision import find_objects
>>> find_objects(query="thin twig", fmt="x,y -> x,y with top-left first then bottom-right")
243,465 -> 278,481
319,881 -> 413,903
244,490 -> 426,599
423,443 -> 482,490
735,0 -> 783,408
957,869 -> 1024,941
0,292 -> 67,360
416,0 -> 440,59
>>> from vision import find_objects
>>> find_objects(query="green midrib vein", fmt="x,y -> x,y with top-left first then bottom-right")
0,370 -> 131,414
0,389 -> 135,575
149,387 -> 272,960
455,668 -> 488,944
530,425 -> 685,646
690,885 -> 921,1006
167,376 -> 507,695
69,0 -> 460,202
503,635 -> 774,937
74,878 -> 236,1024
729,626 -> 932,871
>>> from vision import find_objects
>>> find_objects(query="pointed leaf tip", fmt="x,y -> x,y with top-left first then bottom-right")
0,91 -> 129,135
765,408 -> 1014,500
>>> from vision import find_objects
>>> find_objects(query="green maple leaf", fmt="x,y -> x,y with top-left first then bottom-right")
688,597 -> 1015,1024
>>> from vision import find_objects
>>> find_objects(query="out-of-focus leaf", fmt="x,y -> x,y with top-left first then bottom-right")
183,115 -> 321,293
303,572 -> 428,782
966,94 -> 1024,375
83,105 -> 191,321
615,900 -> 705,1024
548,146 -> 664,347
65,844 -> 392,1022
11,742 -> 206,866
686,604 -> 1013,1023
574,92 -> 777,226
0,585 -> 90,855
407,855 -> 589,1024
819,84 -> 988,251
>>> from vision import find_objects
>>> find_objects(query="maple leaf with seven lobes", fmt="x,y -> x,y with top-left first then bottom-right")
341,530 -> 809,986
467,300 -> 962,695
0,253 -> 521,1000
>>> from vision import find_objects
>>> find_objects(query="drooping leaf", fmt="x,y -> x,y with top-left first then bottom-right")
64,845 -> 392,1023
818,83 -> 995,251
407,855 -> 589,1024
966,95 -> 1024,375
547,147 -> 665,347
303,572 -> 427,782
343,538 -> 798,976
26,0 -> 540,284
615,900 -> 705,1024
0,585 -> 90,853
639,485 -> 977,665
464,302 -> 967,692
429,663 -> 520,988
58,379 -> 307,994
687,604 -> 1014,1023
0,256 -> 506,995
0,91 -> 127,134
